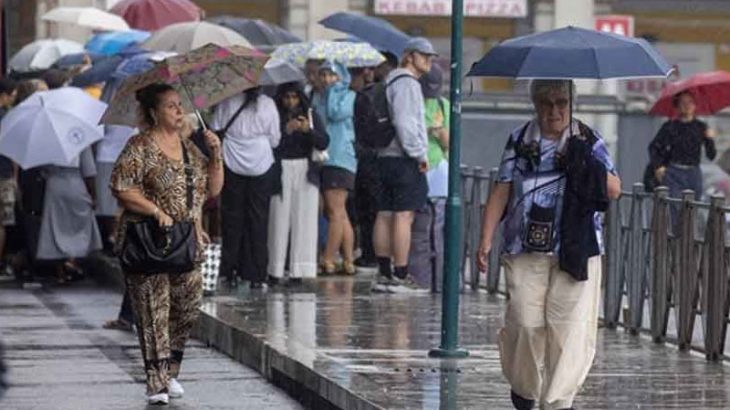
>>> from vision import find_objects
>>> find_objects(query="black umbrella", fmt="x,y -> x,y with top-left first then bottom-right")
207,16 -> 301,49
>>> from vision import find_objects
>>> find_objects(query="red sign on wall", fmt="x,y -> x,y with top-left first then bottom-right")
594,15 -> 634,37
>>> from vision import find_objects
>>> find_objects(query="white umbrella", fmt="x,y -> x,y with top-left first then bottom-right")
9,39 -> 84,72
142,21 -> 252,53
42,7 -> 130,32
0,87 -> 107,169
259,58 -> 305,86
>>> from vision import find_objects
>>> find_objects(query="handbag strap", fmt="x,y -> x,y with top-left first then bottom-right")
181,141 -> 193,212
220,99 -> 248,137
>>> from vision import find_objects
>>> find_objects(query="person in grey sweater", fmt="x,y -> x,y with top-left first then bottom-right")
372,37 -> 437,293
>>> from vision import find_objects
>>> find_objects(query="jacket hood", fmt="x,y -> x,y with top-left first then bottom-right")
320,59 -> 351,88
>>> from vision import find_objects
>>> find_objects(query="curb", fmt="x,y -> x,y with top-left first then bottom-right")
192,308 -> 383,410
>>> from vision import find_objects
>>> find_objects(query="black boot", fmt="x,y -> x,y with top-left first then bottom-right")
510,390 -> 535,410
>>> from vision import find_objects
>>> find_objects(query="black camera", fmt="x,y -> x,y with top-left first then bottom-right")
523,204 -> 556,252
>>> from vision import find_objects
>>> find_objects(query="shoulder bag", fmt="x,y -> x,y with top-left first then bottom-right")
120,141 -> 198,275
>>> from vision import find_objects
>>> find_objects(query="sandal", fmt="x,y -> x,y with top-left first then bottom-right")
341,261 -> 356,276
319,261 -> 337,276
103,319 -> 133,332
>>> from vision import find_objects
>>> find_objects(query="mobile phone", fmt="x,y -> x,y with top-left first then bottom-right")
307,108 -> 313,128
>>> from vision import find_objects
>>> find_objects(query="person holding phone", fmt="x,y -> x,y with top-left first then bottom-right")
269,82 -> 329,284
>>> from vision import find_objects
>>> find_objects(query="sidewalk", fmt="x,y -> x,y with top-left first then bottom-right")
0,282 -> 302,410
196,275 -> 730,410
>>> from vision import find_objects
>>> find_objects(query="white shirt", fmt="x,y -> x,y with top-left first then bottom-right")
211,94 -> 281,176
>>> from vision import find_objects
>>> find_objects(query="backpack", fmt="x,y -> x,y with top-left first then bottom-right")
354,74 -> 413,149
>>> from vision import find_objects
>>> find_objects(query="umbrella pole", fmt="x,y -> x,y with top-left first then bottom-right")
429,0 -> 469,359
178,79 -> 208,131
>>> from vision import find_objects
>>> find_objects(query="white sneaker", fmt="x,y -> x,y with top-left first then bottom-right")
168,378 -> 184,398
148,392 -> 169,405
371,276 -> 394,293
388,276 -> 429,294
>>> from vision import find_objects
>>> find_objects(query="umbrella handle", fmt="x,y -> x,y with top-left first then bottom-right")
194,110 -> 207,131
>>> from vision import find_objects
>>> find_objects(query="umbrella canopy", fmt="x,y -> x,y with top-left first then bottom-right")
86,30 -> 151,56
318,12 -> 410,57
0,87 -> 107,169
100,51 -> 177,103
42,7 -> 130,31
52,52 -> 105,69
467,26 -> 673,80
102,44 -> 268,126
9,39 -> 84,72
71,55 -> 125,87
110,0 -> 202,31
142,21 -> 252,53
207,16 -> 301,49
272,40 -> 385,68
650,71 -> 730,116
259,58 -> 305,86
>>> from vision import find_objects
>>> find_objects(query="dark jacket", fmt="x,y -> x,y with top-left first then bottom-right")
559,123 -> 610,281
272,82 -> 330,196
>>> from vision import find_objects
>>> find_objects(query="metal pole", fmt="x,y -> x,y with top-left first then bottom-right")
429,0 -> 468,359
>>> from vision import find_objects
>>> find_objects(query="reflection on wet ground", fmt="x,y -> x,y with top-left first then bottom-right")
201,276 -> 730,409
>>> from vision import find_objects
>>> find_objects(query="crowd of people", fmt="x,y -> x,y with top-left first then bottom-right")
0,29 -> 723,408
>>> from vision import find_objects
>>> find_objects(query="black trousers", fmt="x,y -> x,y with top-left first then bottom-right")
355,154 -> 381,261
221,166 -> 273,283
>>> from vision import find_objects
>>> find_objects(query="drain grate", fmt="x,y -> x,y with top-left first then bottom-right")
392,367 -> 463,374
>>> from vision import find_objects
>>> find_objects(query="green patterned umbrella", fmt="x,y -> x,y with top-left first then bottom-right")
101,43 -> 268,126
271,40 -> 385,68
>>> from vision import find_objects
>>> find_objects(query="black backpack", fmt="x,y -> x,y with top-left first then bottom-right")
354,74 -> 413,149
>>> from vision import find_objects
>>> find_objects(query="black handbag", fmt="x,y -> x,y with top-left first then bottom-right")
120,142 -> 198,274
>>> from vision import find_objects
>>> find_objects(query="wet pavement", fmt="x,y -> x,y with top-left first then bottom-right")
0,284 -> 302,410
198,275 -> 730,410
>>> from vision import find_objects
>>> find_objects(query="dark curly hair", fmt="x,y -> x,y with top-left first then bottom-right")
135,83 -> 176,128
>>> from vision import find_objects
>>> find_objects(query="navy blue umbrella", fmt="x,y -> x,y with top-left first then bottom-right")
52,52 -> 105,69
207,16 -> 301,48
319,12 -> 410,57
467,26 -> 673,80
71,56 -> 124,87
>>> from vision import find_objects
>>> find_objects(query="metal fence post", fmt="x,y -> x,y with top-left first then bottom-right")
486,168 -> 502,295
459,165 -> 472,284
603,191 -> 622,328
676,190 -> 698,350
627,183 -> 646,334
469,167 -> 484,290
650,186 -> 670,343
703,195 -> 727,361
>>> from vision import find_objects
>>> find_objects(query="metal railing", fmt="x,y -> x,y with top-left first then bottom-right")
459,167 -> 730,361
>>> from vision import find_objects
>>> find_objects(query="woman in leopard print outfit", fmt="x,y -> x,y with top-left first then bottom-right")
110,83 -> 224,405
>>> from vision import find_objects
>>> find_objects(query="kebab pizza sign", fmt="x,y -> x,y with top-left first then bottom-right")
374,0 -> 527,18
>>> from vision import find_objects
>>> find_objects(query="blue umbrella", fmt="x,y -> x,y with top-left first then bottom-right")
319,12 -> 410,57
71,55 -> 124,87
52,52 -> 104,69
86,30 -> 151,56
100,52 -> 160,103
467,26 -> 673,80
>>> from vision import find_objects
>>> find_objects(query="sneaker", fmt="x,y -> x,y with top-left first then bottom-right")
371,276 -> 394,293
388,275 -> 429,294
148,392 -> 169,405
168,378 -> 184,398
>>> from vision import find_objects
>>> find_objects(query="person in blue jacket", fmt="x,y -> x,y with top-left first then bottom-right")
313,60 -> 357,275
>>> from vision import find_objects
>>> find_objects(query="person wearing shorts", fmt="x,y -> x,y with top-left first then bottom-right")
313,60 -> 358,275
372,38 -> 437,294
